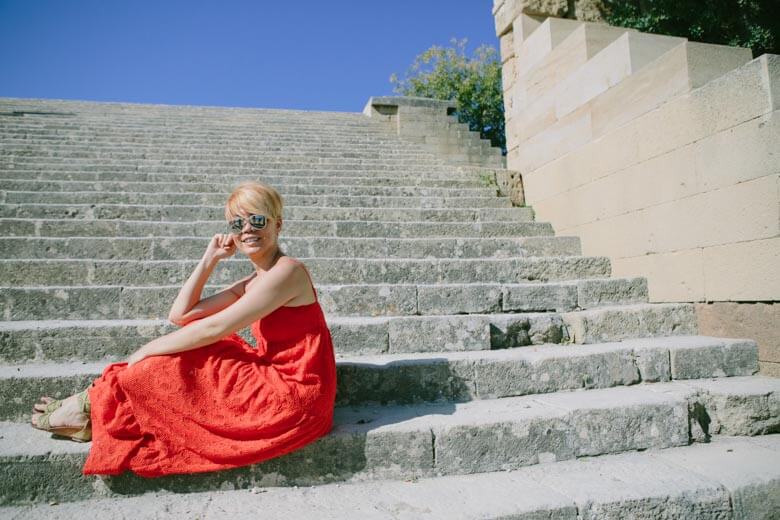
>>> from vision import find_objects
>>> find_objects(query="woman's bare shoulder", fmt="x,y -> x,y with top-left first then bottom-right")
243,257 -> 304,292
273,256 -> 308,274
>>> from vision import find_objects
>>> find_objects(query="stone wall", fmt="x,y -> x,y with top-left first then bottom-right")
493,0 -> 780,374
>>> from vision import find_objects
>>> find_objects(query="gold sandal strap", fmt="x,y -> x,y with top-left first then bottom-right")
77,389 -> 91,415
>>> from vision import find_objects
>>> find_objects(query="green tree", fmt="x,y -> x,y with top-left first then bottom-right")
603,0 -> 778,57
390,38 -> 506,152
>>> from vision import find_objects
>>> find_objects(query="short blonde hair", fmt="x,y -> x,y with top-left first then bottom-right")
224,181 -> 283,222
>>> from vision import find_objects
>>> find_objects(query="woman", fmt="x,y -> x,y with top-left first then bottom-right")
30,181 -> 338,478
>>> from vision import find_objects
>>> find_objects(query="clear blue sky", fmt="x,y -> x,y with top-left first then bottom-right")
0,0 -> 498,112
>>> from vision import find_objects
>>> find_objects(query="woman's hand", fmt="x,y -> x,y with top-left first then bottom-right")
204,233 -> 237,262
126,347 -> 149,367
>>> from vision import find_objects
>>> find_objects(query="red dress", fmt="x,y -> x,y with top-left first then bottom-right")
82,263 -> 337,477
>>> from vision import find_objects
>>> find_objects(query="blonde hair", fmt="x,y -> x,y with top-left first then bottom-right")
224,181 -> 283,222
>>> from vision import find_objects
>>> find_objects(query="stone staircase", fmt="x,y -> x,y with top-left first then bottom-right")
0,97 -> 778,518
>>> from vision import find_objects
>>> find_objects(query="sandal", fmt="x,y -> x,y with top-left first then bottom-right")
32,412 -> 92,442
33,396 -> 63,414
31,389 -> 92,442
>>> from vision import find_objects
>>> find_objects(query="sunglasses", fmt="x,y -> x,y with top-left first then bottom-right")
228,214 -> 267,234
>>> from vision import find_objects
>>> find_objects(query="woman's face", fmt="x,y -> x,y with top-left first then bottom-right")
230,208 -> 282,257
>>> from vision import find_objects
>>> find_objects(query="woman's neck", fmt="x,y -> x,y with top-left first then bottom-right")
249,246 -> 283,275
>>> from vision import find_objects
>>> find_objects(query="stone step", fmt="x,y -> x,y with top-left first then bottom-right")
0,154 -> 459,165
0,335 -> 758,418
0,97 -> 365,115
0,376 -> 776,505
0,178 -> 498,197
0,145 -> 439,160
0,191 -> 512,209
0,160 -> 483,177
0,235 -> 579,260
0,145 -> 427,158
0,119 -> 390,132
0,103 -> 372,118
0,123 -> 394,133
0,134 -> 417,146
0,118 -> 390,130
0,218 -> 555,239
0,136 -> 414,148
0,311 -> 567,359
2,435 -> 777,518
0,256 -> 610,287
0,131 -> 416,141
0,170 -> 488,188
0,277 -> 646,320
0,303 -> 693,352
0,204 -> 529,223
0,135 -> 415,148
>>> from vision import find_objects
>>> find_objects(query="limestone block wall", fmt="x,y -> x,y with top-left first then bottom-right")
363,96 -> 504,168
493,1 -> 780,373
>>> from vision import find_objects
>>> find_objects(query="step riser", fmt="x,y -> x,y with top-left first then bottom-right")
3,380 -> 777,506
0,219 -> 555,238
0,279 -> 646,321
0,128 -> 399,136
0,125 -> 398,133
0,158 -> 479,170
0,205 -> 530,223
0,257 -> 611,287
1,192 -> 512,209
0,401 -> 684,504
0,171 -> 487,188
0,342 -> 758,420
0,237 -> 580,260
0,125 -> 396,135
0,149 -> 442,160
0,306 -> 696,362
0,163 -> 482,176
564,304 -> 699,344
0,312 -> 572,359
0,169 -> 486,185
0,180 -> 497,197
3,438 -> 776,519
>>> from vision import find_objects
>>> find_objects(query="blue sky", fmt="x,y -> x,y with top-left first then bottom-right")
0,1 -> 498,112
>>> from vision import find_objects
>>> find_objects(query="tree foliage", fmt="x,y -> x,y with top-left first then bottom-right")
390,38 -> 505,152
603,0 -> 779,56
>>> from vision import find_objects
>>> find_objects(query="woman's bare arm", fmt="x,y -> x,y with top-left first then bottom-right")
167,234 -> 240,325
128,259 -> 306,365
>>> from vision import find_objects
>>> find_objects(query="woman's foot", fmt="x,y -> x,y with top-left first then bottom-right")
33,396 -> 61,413
31,391 -> 91,442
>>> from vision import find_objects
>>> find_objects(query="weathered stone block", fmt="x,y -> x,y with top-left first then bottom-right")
417,284 -> 502,314
576,277 -> 648,308
670,339 -> 759,379
389,316 -> 491,353
329,318 -> 389,355
433,406 -> 575,474
503,283 -> 577,311
490,313 -> 569,348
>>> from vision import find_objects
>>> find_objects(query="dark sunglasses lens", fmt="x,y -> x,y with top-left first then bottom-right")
249,215 -> 266,228
229,218 -> 244,233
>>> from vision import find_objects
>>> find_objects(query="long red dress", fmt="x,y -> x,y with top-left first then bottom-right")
82,263 -> 337,477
